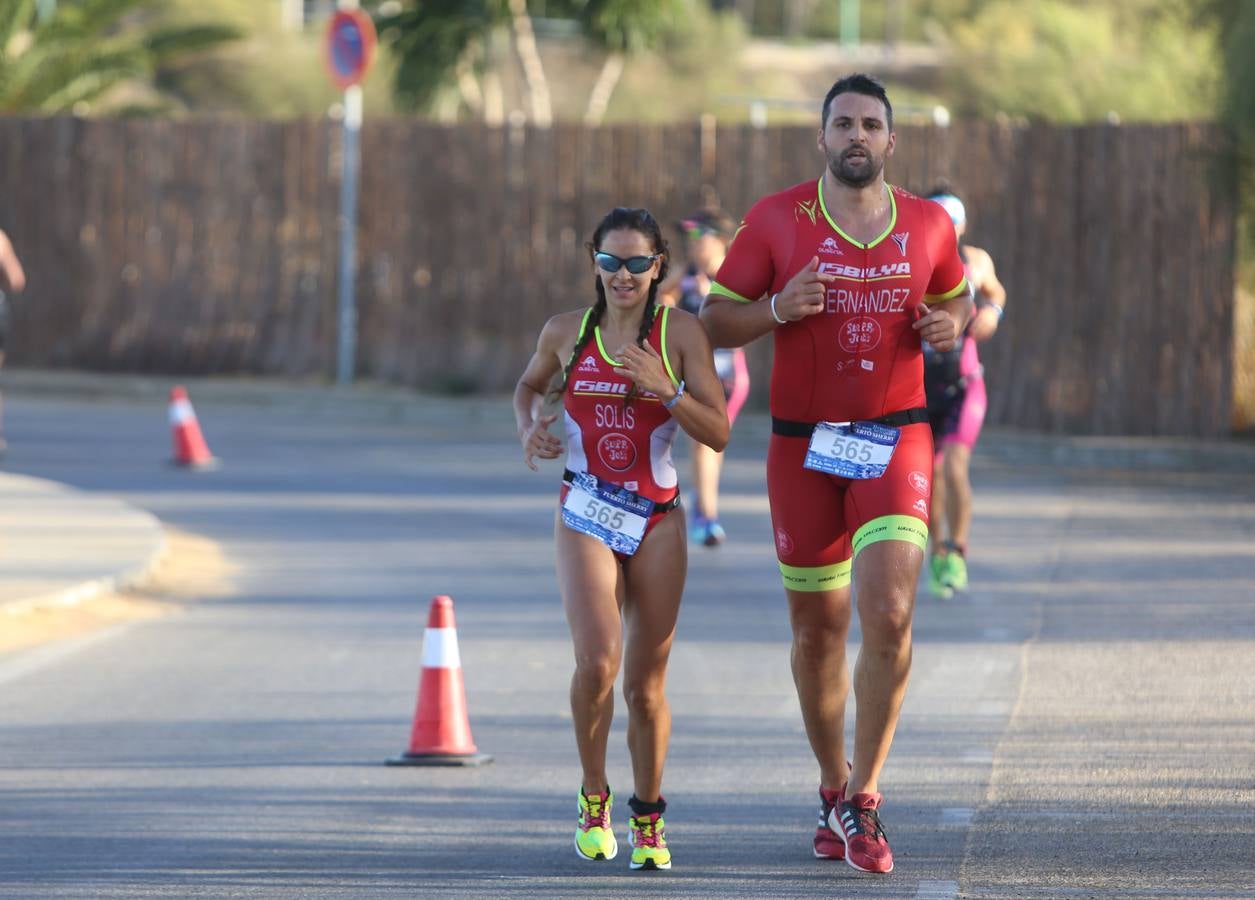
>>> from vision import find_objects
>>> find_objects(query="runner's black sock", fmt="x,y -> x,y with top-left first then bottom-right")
628,795 -> 666,816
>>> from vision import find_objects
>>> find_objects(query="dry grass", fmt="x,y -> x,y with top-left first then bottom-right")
0,528 -> 236,657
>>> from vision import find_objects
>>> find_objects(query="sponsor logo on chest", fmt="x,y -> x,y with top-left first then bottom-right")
817,236 -> 844,257
572,379 -> 659,401
820,261 -> 911,281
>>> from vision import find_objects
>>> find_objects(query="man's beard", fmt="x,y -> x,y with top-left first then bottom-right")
829,148 -> 883,188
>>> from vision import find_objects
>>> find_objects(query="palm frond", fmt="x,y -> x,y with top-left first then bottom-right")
143,23 -> 240,61
0,0 -> 37,60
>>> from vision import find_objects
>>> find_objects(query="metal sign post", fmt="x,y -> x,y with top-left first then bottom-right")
336,85 -> 362,386
325,5 -> 376,385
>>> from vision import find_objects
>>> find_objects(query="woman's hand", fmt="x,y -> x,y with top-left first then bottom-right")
613,341 -> 676,401
521,413 -> 563,471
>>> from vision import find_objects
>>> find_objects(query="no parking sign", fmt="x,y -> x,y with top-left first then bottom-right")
324,8 -> 377,90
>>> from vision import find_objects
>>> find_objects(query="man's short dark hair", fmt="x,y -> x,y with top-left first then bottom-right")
821,73 -> 893,131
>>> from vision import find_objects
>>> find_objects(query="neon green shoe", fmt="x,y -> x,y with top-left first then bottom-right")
629,812 -> 671,870
941,550 -> 969,592
575,788 -> 618,861
928,553 -> 953,599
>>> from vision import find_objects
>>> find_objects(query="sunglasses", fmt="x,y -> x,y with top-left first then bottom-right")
594,252 -> 660,275
681,220 -> 718,241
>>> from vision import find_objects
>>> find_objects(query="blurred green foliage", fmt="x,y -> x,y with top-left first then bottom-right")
375,0 -> 684,114
0,0 -> 238,114
1202,0 -> 1254,228
943,0 -> 1220,123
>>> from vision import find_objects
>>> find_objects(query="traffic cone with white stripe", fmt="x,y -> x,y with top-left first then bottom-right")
387,595 -> 492,767
168,386 -> 217,468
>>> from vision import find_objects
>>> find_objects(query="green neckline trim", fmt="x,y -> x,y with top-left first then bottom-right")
817,177 -> 897,250
592,305 -> 676,385
593,320 -> 619,366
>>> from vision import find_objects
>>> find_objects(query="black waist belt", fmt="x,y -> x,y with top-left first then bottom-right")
563,469 -> 681,512
771,407 -> 929,438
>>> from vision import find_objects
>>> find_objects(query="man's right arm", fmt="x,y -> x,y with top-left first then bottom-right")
700,293 -> 777,348
699,206 -> 781,348
702,256 -> 832,348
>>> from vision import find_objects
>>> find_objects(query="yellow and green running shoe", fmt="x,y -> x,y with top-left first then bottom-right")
928,552 -> 953,599
941,548 -> 969,592
575,788 -> 617,861
628,811 -> 671,870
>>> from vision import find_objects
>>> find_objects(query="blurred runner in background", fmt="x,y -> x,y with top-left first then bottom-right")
0,229 -> 27,457
922,188 -> 1008,599
659,207 -> 750,547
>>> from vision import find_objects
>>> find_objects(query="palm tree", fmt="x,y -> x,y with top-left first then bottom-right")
0,0 -> 238,114
373,0 -> 681,125
578,0 -> 681,125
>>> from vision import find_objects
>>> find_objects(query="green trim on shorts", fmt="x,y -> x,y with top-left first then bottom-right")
852,514 -> 929,557
778,558 -> 852,592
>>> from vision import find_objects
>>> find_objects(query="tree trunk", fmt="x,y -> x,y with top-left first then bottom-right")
507,0 -> 552,127
454,41 -> 485,117
583,52 -> 624,127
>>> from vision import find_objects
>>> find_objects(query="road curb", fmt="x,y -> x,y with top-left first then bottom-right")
0,472 -> 168,616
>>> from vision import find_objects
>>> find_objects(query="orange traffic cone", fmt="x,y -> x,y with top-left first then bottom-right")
387,595 -> 492,767
168,385 -> 217,469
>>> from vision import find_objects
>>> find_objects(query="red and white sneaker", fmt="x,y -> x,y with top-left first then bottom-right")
813,784 -> 846,859
830,791 -> 894,873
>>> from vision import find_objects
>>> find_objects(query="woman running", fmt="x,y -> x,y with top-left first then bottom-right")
513,207 -> 729,870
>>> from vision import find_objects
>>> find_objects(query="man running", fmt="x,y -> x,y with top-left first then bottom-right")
922,189 -> 1007,599
699,73 -> 971,874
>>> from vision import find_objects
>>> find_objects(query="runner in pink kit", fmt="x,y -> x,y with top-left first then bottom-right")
659,207 -> 750,547
922,190 -> 1007,598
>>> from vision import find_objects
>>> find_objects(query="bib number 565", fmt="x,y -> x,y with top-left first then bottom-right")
585,499 -> 625,530
830,436 -> 874,463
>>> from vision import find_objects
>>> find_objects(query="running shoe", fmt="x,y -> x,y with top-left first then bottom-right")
575,788 -> 618,861
688,514 -> 709,545
703,519 -> 726,547
928,552 -> 953,599
628,812 -> 671,870
830,791 -> 893,874
813,784 -> 846,859
941,549 -> 968,592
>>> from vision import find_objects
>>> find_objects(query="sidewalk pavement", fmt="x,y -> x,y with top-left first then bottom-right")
0,471 -> 166,614
1,366 -> 1252,617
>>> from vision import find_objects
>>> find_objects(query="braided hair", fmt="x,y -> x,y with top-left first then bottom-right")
550,207 -> 670,403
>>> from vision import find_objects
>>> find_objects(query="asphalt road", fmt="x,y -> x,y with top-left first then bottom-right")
1,381 -> 1252,898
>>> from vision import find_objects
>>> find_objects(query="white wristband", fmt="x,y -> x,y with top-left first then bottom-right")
770,293 -> 786,325
663,380 -> 685,410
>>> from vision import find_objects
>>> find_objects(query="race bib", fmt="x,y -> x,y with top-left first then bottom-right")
803,421 -> 899,479
561,472 -> 654,556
